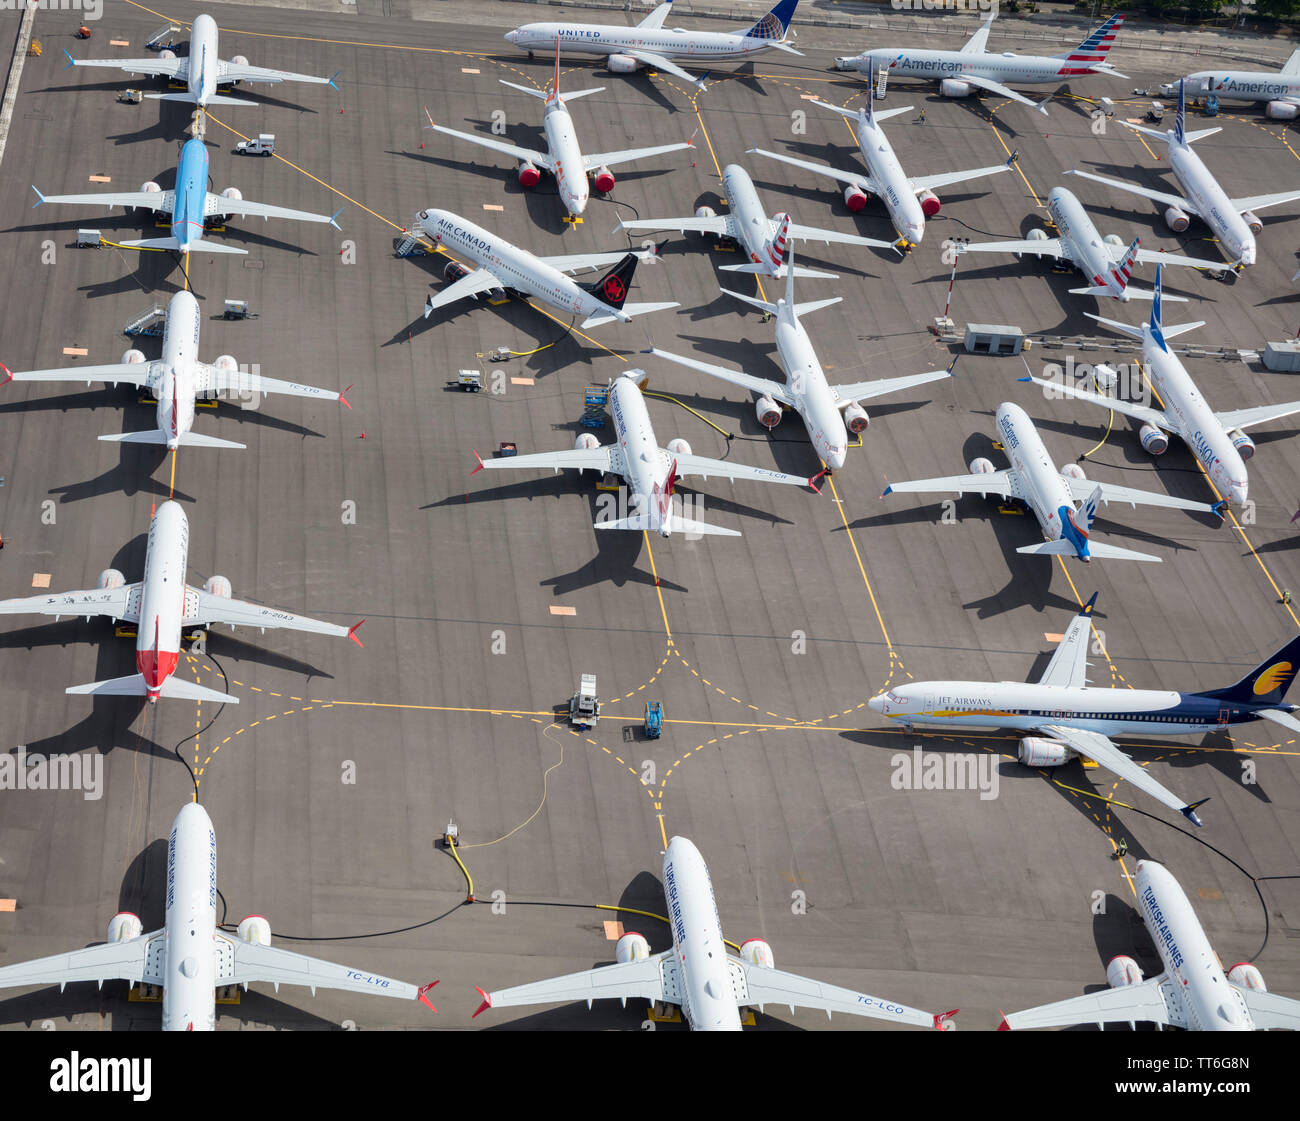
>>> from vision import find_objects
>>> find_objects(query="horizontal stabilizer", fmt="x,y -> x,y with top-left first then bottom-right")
594,513 -> 741,537
1070,285 -> 1185,302
98,430 -> 246,449
118,236 -> 249,256
1016,539 -> 1161,562
581,301 -> 678,330
718,263 -> 838,279
1256,708 -> 1300,735
66,674 -> 237,703
145,92 -> 257,106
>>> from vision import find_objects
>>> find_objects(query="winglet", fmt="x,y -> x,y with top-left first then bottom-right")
347,620 -> 365,648
933,1008 -> 959,1030
31,186 -> 44,208
996,1014 -> 1011,1031
62,49 -> 76,71
1212,499 -> 1227,520
416,980 -> 438,1012
329,71 -> 341,91
1037,86 -> 1063,116
328,208 -> 343,231
1181,797 -> 1209,828
339,384 -> 354,410
882,483 -> 894,498
0,363 -> 11,387
423,105 -> 436,129
472,986 -> 492,1018
807,469 -> 826,494
471,450 -> 486,475
1016,376 -> 1032,383
1081,592 -> 1098,616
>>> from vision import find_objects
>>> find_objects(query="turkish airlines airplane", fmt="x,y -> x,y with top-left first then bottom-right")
1180,50 -> 1300,119
616,163 -> 896,279
2,291 -> 349,450
32,137 -> 340,258
1020,266 -> 1300,508
418,208 -> 675,328
750,60 -> 1008,247
1001,860 -> 1300,1030
957,186 -> 1222,300
503,0 -> 802,92
474,836 -> 957,1030
0,501 -> 363,703
472,371 -> 819,537
837,12 -> 1127,115
650,250 -> 952,469
882,401 -> 1221,564
0,802 -> 436,1031
63,12 -> 339,108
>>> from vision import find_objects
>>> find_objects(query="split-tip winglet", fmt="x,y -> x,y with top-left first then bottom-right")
1212,499 -> 1228,519
416,980 -> 439,1012
996,1014 -> 1011,1031
328,208 -> 343,231
470,450 -> 486,475
0,363 -> 11,387
1181,797 -> 1210,828
881,484 -> 894,498
807,469 -> 826,494
339,384 -> 354,410
933,1009 -> 959,1030
30,186 -> 44,208
62,49 -> 76,70
329,71 -> 341,90
472,986 -> 492,1018
347,620 -> 365,648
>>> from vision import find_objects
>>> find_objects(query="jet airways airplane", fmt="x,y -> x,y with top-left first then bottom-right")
2,291 -> 349,451
63,12 -> 339,109
836,12 -> 1127,115
32,137 -> 340,258
749,61 -> 1008,247
957,186 -> 1222,300
471,371 -> 819,537
1019,266 -> 1300,508
474,835 -> 957,1031
0,501 -> 362,703
418,208 -> 676,328
1066,81 -> 1300,268
503,0 -> 802,92
615,162 -> 896,279
870,592 -> 1300,826
427,47 -> 693,220
650,250 -> 952,470
0,802 -> 436,1031
1001,860 -> 1300,1030
1179,50 -> 1300,119
882,401 -> 1222,564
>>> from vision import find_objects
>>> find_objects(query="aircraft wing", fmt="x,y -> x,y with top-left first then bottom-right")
33,186 -> 173,214
831,367 -> 953,405
952,73 -> 1050,113
0,584 -> 138,623
637,1 -> 673,30
1001,975 -> 1178,1030
0,932 -> 162,992
748,148 -> 877,195
428,123 -> 552,173
960,236 -> 1066,261
738,960 -> 945,1028
4,361 -> 154,389
1065,169 -> 1198,217
1214,401 -> 1300,432
784,219 -> 893,249
478,951 -> 675,1013
583,141 -> 694,173
184,588 -> 356,639
1018,375 -> 1170,430
471,445 -> 621,476
648,346 -> 794,407
617,214 -> 735,239
195,364 -> 347,404
883,469 -> 1018,502
217,59 -> 336,87
1035,596 -> 1095,689
204,192 -> 338,226
907,164 -> 1011,196
536,247 -> 657,273
670,451 -> 812,488
216,933 -> 424,1000
1130,245 -> 1222,270
1229,189 -> 1300,214
1236,986 -> 1300,1030
425,266 -> 504,315
624,49 -> 706,90
1062,475 -> 1218,514
66,54 -> 186,80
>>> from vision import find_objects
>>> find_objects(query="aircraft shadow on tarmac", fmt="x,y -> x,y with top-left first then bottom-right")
45,443 -> 195,506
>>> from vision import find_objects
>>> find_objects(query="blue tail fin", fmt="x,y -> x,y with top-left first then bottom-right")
1198,634 -> 1300,705
744,0 -> 798,39
1150,264 -> 1163,333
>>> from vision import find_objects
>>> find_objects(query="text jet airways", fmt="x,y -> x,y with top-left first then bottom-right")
0,501 -> 363,703
0,803 -> 435,1031
882,401 -> 1221,564
474,836 -> 957,1031
3,291 -> 349,450
1180,49 -> 1300,119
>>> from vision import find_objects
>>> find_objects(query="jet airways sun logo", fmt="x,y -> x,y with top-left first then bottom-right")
603,276 -> 626,303
1253,661 -> 1295,695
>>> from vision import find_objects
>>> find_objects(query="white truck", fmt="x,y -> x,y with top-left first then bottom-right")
569,674 -> 600,728
235,134 -> 276,156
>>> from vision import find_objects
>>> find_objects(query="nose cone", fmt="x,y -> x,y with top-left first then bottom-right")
1231,481 -> 1248,506
1238,240 -> 1256,266
824,446 -> 846,470
907,222 -> 924,245
504,29 -> 519,44
868,694 -> 884,714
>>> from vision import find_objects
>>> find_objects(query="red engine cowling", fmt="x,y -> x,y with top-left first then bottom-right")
1266,100 -> 1299,120
615,931 -> 650,963
843,184 -> 869,212
607,53 -> 640,74
740,938 -> 775,969
1227,962 -> 1267,992
517,160 -> 541,188
1018,737 -> 1072,767
98,568 -> 125,590
107,912 -> 143,943
756,394 -> 782,429
940,78 -> 974,98
1106,955 -> 1144,988
1164,205 -> 1190,233
574,432 -> 600,451
843,402 -> 869,434
204,575 -> 232,599
593,166 -> 615,194
918,189 -> 941,218
1139,423 -> 1169,455
444,260 -> 469,284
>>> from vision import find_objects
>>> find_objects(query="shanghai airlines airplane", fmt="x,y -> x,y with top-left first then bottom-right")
1020,266 -> 1300,508
0,803 -> 436,1031
474,836 -> 957,1031
472,371 -> 819,537
504,0 -> 802,91
1067,81 -> 1300,268
427,47 -> 692,220
2,291 -> 349,450
882,401 -> 1222,563
837,12 -> 1127,115
32,137 -> 340,258
1001,860 -> 1300,1030
1180,49 -> 1300,119
750,61 -> 1008,247
0,501 -> 362,703
418,208 -> 676,328
63,12 -> 339,108
616,162 -> 896,279
650,250 -> 952,470
957,186 -> 1222,300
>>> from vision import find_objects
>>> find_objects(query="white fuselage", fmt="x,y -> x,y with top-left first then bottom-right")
1183,69 -> 1300,105
771,305 -> 849,470
1049,187 -> 1128,297
994,401 -> 1080,548
188,14 -> 220,105
542,96 -> 589,216
506,23 -> 781,65
722,164 -> 780,271
152,291 -> 203,446
609,378 -> 672,522
135,501 -> 191,701
160,802 -> 220,1031
854,114 -> 925,245
859,47 -> 1078,90
1166,141 -> 1254,265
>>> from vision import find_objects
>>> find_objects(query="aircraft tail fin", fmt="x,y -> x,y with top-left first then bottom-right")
1076,484 -> 1103,536
742,0 -> 799,40
1053,12 -> 1124,71
581,252 -> 637,310
1174,78 -> 1187,146
765,211 -> 792,273
1283,48 -> 1300,77
1197,634 -> 1300,705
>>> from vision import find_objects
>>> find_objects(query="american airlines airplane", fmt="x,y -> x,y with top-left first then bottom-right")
957,186 -> 1223,300
0,501 -> 362,703
882,401 -> 1222,564
870,592 -> 1300,826
1066,81 -> 1300,268
63,12 -> 339,109
418,208 -> 676,328
1001,860 -> 1300,1030
650,250 -> 953,470
503,0 -> 802,92
474,836 -> 957,1031
32,137 -> 340,258
427,47 -> 693,220
1179,50 -> 1300,120
472,371 -> 819,538
836,12 -> 1127,116
1019,266 -> 1300,508
749,60 -> 1009,247
2,291 -> 348,451
0,803 -> 436,1031
616,162 -> 896,279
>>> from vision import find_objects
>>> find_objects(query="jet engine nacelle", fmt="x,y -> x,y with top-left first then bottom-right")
1106,955 -> 1144,988
1139,423 -> 1169,455
917,189 -> 941,218
666,437 -> 692,456
1103,233 -> 1124,248
1240,209 -> 1263,235
159,49 -> 176,60
574,432 -> 600,451
939,78 -> 974,98
968,456 -> 995,475
694,205 -> 716,223
121,349 -> 146,365
1061,462 -> 1086,481
843,402 -> 869,434
231,55 -> 249,68
615,931 -> 650,964
1018,737 -> 1073,767
140,180 -> 161,196
98,568 -> 125,590
444,260 -> 469,284
756,394 -> 782,429
606,53 -> 641,73
1266,100 -> 1299,120
204,575 -> 232,599
214,354 -> 238,374
1228,427 -> 1256,460
739,938 -> 775,969
1164,205 -> 1190,233
221,186 -> 243,203
843,183 -> 869,212
238,915 -> 272,946
517,160 -> 541,189
1227,962 -> 1267,992
593,166 -> 616,194
107,911 -> 142,944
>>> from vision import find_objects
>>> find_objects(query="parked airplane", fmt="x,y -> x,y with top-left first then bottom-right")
426,47 -> 693,220
503,0 -> 802,91
836,12 -> 1126,115
882,401 -> 1221,563
1179,50 -> 1300,119
956,186 -> 1223,300
418,209 -> 675,328
474,835 -> 957,1030
0,501 -> 362,703
32,137 -> 340,257
650,250 -> 952,469
615,163 -> 896,279
749,61 -> 1008,247
1066,81 -> 1300,268
1001,860 -> 1300,1030
2,292 -> 349,451
62,12 -> 339,108
471,371 -> 819,537
0,803 -> 435,1031
1019,266 -> 1300,508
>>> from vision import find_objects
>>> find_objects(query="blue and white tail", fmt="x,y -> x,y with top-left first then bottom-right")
742,0 -> 799,40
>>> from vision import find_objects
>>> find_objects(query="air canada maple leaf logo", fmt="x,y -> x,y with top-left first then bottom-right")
603,276 -> 626,302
